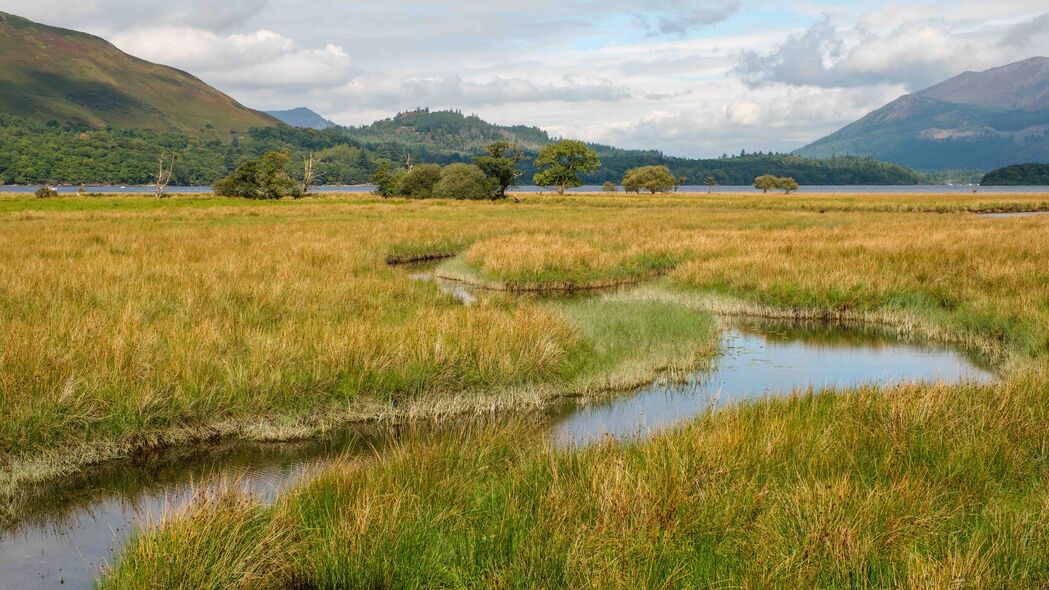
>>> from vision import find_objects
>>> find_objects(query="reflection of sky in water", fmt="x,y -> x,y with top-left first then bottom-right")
0,319 -> 995,589
552,323 -> 995,446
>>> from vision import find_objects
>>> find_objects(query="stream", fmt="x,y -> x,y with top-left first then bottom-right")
0,274 -> 996,589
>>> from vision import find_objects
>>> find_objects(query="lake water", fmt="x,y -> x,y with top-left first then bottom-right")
1,185 -> 1046,195
0,313 -> 995,589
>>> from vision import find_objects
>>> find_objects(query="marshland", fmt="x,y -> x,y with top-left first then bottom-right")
0,190 -> 1046,588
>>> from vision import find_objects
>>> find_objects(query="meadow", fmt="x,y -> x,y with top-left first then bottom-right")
1,191 -> 1047,587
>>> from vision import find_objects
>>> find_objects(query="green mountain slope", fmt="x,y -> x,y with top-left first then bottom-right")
0,11 -> 278,136
796,58 -> 1049,172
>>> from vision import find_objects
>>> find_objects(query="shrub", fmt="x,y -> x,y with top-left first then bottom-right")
776,177 -> 800,194
433,163 -> 498,200
622,166 -> 678,194
601,181 -> 618,193
35,186 -> 59,199
214,152 -> 298,199
394,164 -> 443,198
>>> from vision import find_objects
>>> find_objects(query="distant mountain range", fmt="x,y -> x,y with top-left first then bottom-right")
797,57 -> 1049,171
0,11 -> 924,186
0,11 -> 277,136
266,108 -> 337,130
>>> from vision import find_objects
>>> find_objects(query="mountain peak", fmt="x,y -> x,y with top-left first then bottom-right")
266,107 -> 337,129
917,56 -> 1049,111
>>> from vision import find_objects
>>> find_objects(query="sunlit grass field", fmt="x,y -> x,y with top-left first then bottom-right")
1,191 -> 1048,586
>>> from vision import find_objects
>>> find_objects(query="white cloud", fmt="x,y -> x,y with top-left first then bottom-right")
2,0 -> 1046,157
110,27 -> 352,88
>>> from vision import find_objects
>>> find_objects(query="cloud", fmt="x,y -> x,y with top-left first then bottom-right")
110,27 -> 352,88
336,76 -> 631,109
2,0 -> 269,31
735,10 -> 1049,91
633,0 -> 742,36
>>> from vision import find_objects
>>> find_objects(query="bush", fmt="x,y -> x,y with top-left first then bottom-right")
601,181 -> 618,193
394,164 -> 443,198
754,174 -> 800,194
622,166 -> 678,194
35,186 -> 59,199
433,163 -> 498,200
214,152 -> 298,199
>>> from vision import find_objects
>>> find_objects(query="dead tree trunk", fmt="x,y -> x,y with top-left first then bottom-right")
301,152 -> 317,197
155,154 -> 175,199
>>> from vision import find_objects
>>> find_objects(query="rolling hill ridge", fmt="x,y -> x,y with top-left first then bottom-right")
0,11 -> 278,136
796,57 -> 1049,171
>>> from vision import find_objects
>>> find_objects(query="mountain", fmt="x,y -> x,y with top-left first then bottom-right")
266,108 -> 337,130
0,11 -> 277,136
796,57 -> 1049,171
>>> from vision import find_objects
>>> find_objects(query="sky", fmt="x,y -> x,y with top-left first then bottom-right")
4,1 -> 1048,157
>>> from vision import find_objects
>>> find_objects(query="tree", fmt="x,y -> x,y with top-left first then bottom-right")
601,180 -> 618,192
753,174 -> 778,194
474,141 -> 524,199
622,165 -> 678,194
371,162 -> 397,197
155,153 -> 175,199
299,152 -> 317,198
394,163 -> 443,198
214,151 -> 297,199
705,176 -> 717,193
777,177 -> 800,194
432,163 -> 498,200
533,140 -> 601,195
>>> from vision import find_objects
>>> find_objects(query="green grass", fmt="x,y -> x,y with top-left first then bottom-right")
102,369 -> 1049,588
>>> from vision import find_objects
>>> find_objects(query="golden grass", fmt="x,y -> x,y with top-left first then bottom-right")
2,191 -> 1048,524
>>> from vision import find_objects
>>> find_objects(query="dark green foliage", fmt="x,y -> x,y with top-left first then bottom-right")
474,141 -> 524,198
370,162 -> 396,197
34,186 -> 58,199
432,163 -> 498,200
394,164 -> 443,198
622,165 -> 678,194
981,163 -> 1049,185
213,152 -> 298,199
0,108 -> 923,186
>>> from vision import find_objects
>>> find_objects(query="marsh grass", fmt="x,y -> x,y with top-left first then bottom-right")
103,368 -> 1049,588
3,190 -> 1048,538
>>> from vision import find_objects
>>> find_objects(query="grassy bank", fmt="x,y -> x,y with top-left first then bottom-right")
2,191 -> 1048,527
103,369 -> 1049,589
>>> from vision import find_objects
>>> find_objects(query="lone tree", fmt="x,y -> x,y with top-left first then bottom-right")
299,152 -> 318,198
622,165 -> 679,194
601,180 -> 618,192
155,153 -> 175,199
474,141 -> 524,199
371,162 -> 396,197
705,176 -> 717,193
753,174 -> 778,194
777,177 -> 800,194
214,152 -> 297,199
533,140 -> 601,195
432,163 -> 498,200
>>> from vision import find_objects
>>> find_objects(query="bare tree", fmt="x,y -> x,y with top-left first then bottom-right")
155,153 -> 175,199
300,152 -> 317,198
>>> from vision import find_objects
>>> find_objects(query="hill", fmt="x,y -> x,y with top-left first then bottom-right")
0,11 -> 277,136
266,108 -> 337,130
796,57 -> 1049,171
339,109 -> 919,185
981,163 -> 1049,185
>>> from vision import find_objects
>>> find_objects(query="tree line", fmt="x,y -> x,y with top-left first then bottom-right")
211,140 -> 807,200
